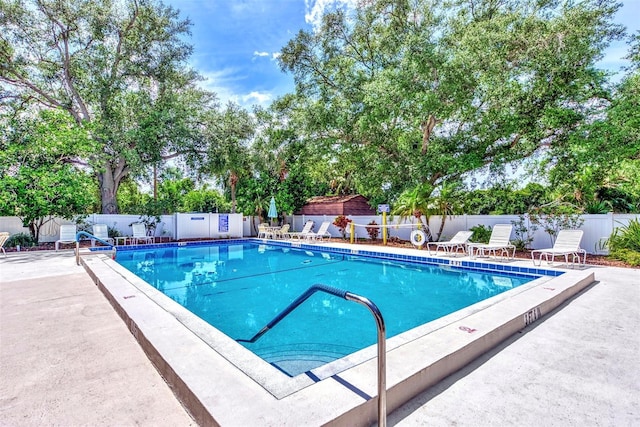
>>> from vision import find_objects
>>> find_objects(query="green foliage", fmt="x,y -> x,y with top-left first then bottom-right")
608,249 -> 640,267
0,110 -> 98,240
279,0 -> 623,206
1,0 -> 218,213
543,34 -> 640,213
460,183 -> 550,215
182,188 -> 230,213
608,219 -> 640,253
191,102 -> 256,213
4,233 -> 37,248
391,183 -> 434,241
510,215 -> 538,251
470,225 -> 492,243
529,205 -> 585,246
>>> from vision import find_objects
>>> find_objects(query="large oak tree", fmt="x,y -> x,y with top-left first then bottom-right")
1,0 -> 216,213
279,0 -> 624,205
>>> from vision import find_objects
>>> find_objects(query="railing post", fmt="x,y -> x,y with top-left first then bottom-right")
345,292 -> 386,427
237,284 -> 386,427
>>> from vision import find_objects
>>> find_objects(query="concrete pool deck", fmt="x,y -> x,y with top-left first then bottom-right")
1,248 -> 638,426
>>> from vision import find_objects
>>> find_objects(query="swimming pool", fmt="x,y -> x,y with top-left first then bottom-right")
83,239 -> 595,425
116,242 -> 534,377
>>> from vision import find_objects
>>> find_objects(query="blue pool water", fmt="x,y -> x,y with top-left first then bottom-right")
116,242 -> 534,376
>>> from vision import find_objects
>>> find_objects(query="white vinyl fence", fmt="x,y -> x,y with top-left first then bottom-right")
285,213 -> 638,254
1,213 -> 637,254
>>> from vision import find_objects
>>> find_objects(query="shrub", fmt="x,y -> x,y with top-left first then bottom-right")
511,214 -> 538,250
608,219 -> 640,252
470,224 -> 492,243
333,215 -> 352,239
606,219 -> 640,266
609,249 -> 640,267
366,220 -> 380,240
5,233 -> 37,248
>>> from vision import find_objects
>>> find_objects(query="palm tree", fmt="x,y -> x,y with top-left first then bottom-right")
392,183 -> 434,242
393,181 -> 461,242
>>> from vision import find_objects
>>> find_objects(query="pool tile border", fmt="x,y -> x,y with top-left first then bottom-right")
102,238 -> 564,278
83,238 -> 596,426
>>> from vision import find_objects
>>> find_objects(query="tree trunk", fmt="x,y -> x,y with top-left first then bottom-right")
98,167 -> 120,214
229,172 -> 238,214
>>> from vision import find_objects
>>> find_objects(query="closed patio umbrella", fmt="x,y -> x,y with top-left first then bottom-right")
268,197 -> 278,225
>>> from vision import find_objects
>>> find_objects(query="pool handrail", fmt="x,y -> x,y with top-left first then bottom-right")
75,231 -> 116,265
237,283 -> 387,427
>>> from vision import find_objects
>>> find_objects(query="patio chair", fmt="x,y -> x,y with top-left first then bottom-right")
304,221 -> 332,242
91,224 -> 114,247
131,223 -> 154,244
0,232 -> 9,257
55,224 -> 77,251
289,221 -> 315,240
531,229 -> 586,267
257,223 -> 270,239
467,224 -> 515,260
427,230 -> 473,256
275,223 -> 291,239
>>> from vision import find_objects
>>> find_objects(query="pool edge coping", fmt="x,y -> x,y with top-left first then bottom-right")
80,241 -> 596,427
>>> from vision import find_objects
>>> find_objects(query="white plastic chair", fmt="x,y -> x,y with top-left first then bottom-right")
91,224 -> 114,246
531,229 -> 586,267
304,221 -> 332,242
55,224 -> 77,251
467,224 -> 515,260
427,230 -> 473,256
0,232 -> 9,257
289,221 -> 315,240
131,223 -> 154,244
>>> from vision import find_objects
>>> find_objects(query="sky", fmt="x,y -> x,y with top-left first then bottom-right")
164,0 -> 640,110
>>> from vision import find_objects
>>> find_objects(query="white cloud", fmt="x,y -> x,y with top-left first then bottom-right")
253,51 -> 282,62
241,91 -> 273,106
195,69 -> 276,109
304,0 -> 358,31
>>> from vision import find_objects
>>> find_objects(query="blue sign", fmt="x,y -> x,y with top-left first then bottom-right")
377,204 -> 390,213
190,216 -> 205,220
219,214 -> 229,232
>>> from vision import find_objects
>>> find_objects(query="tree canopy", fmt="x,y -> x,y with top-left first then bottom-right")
279,0 -> 626,206
1,0 -> 637,223
1,0 -> 220,213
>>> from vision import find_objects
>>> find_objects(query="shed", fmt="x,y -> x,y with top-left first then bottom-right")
297,195 -> 376,216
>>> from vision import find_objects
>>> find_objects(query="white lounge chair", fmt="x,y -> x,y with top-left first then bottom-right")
531,229 -> 586,267
274,224 -> 291,239
131,223 -> 154,244
427,230 -> 473,256
0,232 -> 9,257
55,224 -> 77,251
468,224 -> 515,260
304,221 -> 332,242
289,221 -> 315,240
91,224 -> 114,247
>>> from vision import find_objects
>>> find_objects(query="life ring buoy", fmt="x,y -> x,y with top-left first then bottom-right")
410,230 -> 426,247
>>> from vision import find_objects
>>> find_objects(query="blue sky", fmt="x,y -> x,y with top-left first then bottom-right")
165,0 -> 640,109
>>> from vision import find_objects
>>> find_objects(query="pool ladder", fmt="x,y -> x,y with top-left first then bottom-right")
74,231 -> 116,265
237,284 -> 387,427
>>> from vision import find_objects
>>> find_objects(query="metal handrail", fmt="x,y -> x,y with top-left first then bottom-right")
75,231 -> 116,265
237,283 -> 387,427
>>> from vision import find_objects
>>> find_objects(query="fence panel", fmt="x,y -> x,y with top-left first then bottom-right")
2,213 -> 638,253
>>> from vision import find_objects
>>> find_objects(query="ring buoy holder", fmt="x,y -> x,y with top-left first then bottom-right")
410,229 -> 426,247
